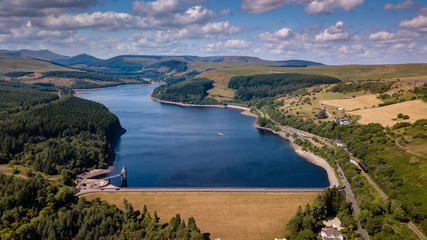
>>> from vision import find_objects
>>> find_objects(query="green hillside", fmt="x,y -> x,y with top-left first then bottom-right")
0,59 -> 75,73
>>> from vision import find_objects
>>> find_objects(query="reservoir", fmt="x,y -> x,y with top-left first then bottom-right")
77,84 -> 329,188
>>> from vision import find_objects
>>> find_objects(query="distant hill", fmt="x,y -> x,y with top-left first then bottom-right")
51,54 -> 101,66
0,49 -> 68,61
0,58 -> 147,88
0,49 -> 324,80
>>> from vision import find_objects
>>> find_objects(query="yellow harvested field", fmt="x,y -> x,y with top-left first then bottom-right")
84,192 -> 319,240
321,94 -> 383,111
350,100 -> 427,126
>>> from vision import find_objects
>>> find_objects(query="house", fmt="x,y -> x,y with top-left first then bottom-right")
335,118 -> 352,125
335,140 -> 345,147
321,228 -> 344,240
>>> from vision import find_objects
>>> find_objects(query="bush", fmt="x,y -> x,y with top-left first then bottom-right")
11,168 -> 20,174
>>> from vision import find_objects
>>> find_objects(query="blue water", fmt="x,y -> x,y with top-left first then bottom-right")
77,84 -> 329,188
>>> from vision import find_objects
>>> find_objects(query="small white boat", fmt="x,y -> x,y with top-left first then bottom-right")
218,132 -> 224,136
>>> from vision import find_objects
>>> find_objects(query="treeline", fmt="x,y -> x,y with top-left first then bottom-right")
0,174 -> 206,240
228,73 -> 341,101
285,187 -> 356,239
412,83 -> 427,102
0,81 -> 59,119
0,82 -> 123,179
147,60 -> 188,73
88,58 -> 143,73
43,71 -> 125,82
3,71 -> 34,78
330,81 -> 394,94
265,107 -> 426,236
151,78 -> 218,105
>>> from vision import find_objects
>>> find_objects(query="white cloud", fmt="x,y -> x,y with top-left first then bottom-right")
132,0 -> 179,16
41,12 -> 145,31
173,5 -> 217,26
399,15 -> 427,32
369,30 -> 421,44
369,31 -> 394,41
206,39 -> 251,52
384,0 -> 417,10
127,21 -> 244,49
0,0 -> 99,17
305,0 -> 364,15
39,5 -> 229,32
259,27 -> 295,42
10,21 -> 74,39
315,21 -> 353,41
240,0 -> 363,14
198,21 -> 244,38
240,0 -> 303,14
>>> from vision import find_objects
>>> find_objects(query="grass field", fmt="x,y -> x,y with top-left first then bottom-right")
207,64 -> 427,82
321,94 -> 383,111
349,100 -> 427,126
0,58 -> 76,73
84,192 -> 319,240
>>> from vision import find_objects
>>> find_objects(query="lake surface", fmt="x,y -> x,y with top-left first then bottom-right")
77,84 -> 329,188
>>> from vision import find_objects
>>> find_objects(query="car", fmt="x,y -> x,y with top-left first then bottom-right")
115,188 -> 120,190
100,188 -> 104,190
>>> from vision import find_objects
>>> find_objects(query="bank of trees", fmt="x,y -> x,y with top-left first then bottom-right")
329,81 -> 394,94
228,73 -> 341,101
0,82 -> 123,178
0,174 -> 206,240
152,78 -> 218,105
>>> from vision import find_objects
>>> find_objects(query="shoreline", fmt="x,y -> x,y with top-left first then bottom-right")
254,125 -> 339,188
150,95 -> 257,117
151,95 -> 338,188
73,83 -> 151,96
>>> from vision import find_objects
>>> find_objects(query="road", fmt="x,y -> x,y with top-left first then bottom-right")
76,187 -> 326,196
337,163 -> 370,240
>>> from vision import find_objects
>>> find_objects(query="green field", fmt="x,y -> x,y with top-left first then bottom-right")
85,192 -> 319,240
205,64 -> 427,82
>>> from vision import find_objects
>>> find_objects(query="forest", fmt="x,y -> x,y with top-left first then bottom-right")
151,78 -> 218,105
0,81 -> 123,179
0,174 -> 206,240
228,73 -> 341,101
329,81 -> 394,94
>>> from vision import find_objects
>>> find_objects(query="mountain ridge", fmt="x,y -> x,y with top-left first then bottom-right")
0,49 -> 324,66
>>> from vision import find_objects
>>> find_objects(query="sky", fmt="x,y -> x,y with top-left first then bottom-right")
0,0 -> 426,64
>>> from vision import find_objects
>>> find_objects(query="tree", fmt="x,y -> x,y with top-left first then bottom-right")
318,109 -> 327,119
187,216 -> 200,232
296,229 -> 316,240
153,211 -> 159,223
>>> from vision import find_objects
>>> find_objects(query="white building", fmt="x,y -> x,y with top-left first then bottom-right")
321,228 -> 344,240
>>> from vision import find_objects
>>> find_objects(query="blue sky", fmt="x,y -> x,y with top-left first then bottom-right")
0,0 -> 426,64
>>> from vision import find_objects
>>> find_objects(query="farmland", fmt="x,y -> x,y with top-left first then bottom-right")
350,100 -> 427,126
84,192 -> 319,240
